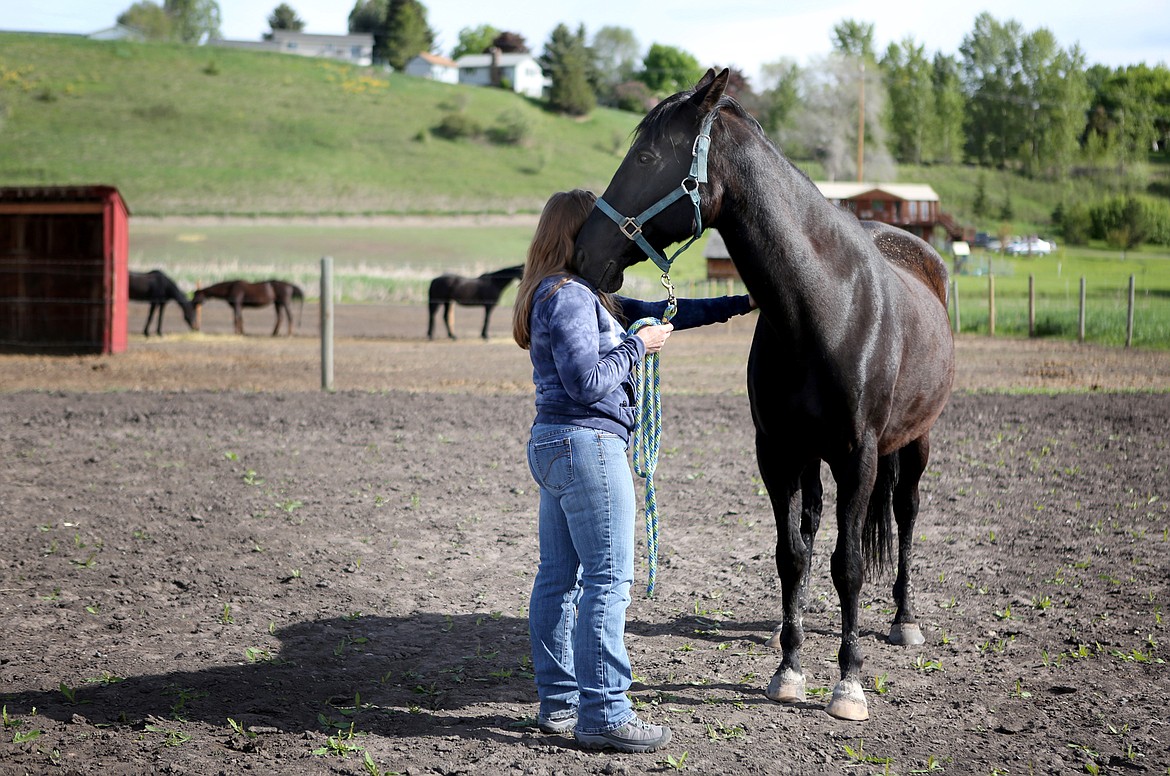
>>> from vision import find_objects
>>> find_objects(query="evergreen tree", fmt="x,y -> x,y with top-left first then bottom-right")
384,0 -> 435,71
541,23 -> 596,116
266,3 -> 305,37
348,0 -> 387,58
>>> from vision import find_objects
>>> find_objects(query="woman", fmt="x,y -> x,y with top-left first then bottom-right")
513,189 -> 755,753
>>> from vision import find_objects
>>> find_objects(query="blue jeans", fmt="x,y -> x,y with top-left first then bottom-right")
526,424 -> 636,735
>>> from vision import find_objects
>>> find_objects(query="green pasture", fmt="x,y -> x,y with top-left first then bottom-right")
951,246 -> 1170,348
131,220 -> 1170,348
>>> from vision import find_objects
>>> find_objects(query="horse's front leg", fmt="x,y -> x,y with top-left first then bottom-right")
272,303 -> 283,337
233,303 -> 244,335
155,303 -> 166,336
444,303 -> 456,339
480,304 -> 494,339
888,436 -> 930,646
143,304 -> 157,337
826,433 -> 880,721
757,436 -> 811,705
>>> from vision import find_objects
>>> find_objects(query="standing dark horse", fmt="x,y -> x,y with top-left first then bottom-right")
129,269 -> 197,337
573,69 -> 954,722
192,279 -> 304,336
427,265 -> 523,340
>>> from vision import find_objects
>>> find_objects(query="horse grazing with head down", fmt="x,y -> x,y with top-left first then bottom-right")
192,279 -> 304,336
427,265 -> 523,340
572,69 -> 955,722
129,269 -> 197,337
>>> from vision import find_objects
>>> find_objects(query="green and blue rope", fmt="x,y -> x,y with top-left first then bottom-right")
626,275 -> 677,597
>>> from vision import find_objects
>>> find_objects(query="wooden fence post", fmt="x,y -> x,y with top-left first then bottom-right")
1078,276 -> 1086,343
951,278 -> 960,333
988,274 -> 995,337
1028,274 -> 1035,337
321,256 -> 334,392
1126,274 -> 1135,348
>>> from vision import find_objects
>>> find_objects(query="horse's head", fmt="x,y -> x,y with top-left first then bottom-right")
574,68 -> 729,293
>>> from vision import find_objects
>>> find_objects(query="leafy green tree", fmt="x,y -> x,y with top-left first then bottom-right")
832,19 -> 877,63
383,0 -> 435,70
930,53 -> 965,163
1086,64 -> 1170,167
163,0 -> 221,43
116,1 -> 173,39
639,43 -> 703,96
451,24 -> 498,59
756,58 -> 801,139
541,23 -> 596,116
960,12 -> 1027,168
882,36 -> 934,164
348,0 -> 385,39
266,3 -> 305,35
590,26 -> 640,107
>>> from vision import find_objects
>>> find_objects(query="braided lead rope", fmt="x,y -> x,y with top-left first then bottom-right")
626,274 -> 677,597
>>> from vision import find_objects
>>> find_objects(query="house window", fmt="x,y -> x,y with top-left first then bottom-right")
907,201 -> 918,220
872,200 -> 885,212
352,46 -> 362,59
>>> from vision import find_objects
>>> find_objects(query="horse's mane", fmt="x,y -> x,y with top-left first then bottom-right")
634,90 -> 762,145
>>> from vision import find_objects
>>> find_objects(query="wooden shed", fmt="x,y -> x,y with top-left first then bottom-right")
704,229 -> 740,281
0,186 -> 130,354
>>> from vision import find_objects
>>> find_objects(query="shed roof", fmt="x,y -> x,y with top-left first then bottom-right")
412,51 -> 458,68
815,182 -> 939,202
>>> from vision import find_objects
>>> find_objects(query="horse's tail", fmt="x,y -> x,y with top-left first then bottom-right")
862,453 -> 897,577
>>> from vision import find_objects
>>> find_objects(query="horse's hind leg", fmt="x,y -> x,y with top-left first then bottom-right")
272,303 -> 284,336
758,437 -> 813,706
888,436 -> 930,646
444,303 -> 456,339
480,305 -> 494,339
144,304 -> 157,337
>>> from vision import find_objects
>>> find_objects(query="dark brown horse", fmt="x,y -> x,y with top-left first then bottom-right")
129,269 -> 196,337
427,265 -> 523,340
572,69 -> 955,722
192,279 -> 304,336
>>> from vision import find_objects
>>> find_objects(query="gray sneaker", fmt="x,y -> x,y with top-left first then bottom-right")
575,716 -> 672,753
536,714 -> 577,734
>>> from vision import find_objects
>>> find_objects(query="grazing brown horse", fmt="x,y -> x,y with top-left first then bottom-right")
427,265 -> 523,340
192,279 -> 304,336
572,69 -> 955,721
129,269 -> 196,337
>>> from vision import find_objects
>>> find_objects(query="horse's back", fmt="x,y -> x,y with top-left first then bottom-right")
862,222 -> 949,305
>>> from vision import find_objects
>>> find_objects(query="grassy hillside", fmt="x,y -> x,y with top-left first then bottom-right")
0,34 -> 640,216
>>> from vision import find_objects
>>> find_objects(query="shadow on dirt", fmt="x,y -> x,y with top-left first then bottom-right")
1,611 -> 785,742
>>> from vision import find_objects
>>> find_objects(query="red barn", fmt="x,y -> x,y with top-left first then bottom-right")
0,186 -> 130,354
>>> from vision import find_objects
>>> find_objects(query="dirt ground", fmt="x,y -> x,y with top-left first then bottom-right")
1,302 -> 1168,776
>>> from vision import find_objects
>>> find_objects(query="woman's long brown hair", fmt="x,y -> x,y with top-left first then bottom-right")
513,189 -> 619,349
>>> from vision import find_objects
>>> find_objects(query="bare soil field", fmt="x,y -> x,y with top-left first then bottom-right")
1,303 -> 1168,776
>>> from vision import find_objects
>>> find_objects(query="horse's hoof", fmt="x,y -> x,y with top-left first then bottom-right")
765,669 -> 805,704
889,622 -> 925,646
826,680 -> 868,721
764,626 -> 783,650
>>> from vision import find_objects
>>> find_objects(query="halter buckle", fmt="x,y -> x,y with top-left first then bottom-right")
691,133 -> 710,157
619,217 -> 643,240
681,176 -> 699,194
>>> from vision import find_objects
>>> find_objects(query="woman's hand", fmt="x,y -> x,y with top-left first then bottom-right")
635,322 -> 673,354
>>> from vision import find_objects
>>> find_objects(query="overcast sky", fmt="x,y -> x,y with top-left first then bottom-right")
7,1 -> 1168,84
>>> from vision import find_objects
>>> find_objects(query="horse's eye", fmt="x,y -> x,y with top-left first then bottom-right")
636,151 -> 655,165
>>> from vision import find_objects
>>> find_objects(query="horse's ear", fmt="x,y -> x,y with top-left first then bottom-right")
694,68 -> 717,91
689,67 -> 729,115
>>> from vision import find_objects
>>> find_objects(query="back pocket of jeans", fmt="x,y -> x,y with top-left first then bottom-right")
529,437 -> 573,491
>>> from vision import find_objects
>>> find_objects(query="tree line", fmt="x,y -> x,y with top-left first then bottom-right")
113,1 -> 1170,245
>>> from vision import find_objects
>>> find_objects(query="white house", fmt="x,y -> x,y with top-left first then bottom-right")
455,50 -> 549,99
209,31 -> 374,67
404,52 -> 459,84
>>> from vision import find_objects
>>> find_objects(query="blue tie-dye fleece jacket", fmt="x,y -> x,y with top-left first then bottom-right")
527,274 -> 753,442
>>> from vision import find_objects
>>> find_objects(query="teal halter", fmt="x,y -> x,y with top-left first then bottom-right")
594,110 -> 718,275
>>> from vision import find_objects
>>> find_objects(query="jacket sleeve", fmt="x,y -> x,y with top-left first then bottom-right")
616,294 -> 754,331
546,285 -> 645,406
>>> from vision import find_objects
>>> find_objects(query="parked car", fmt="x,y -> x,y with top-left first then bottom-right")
1005,238 -> 1053,256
